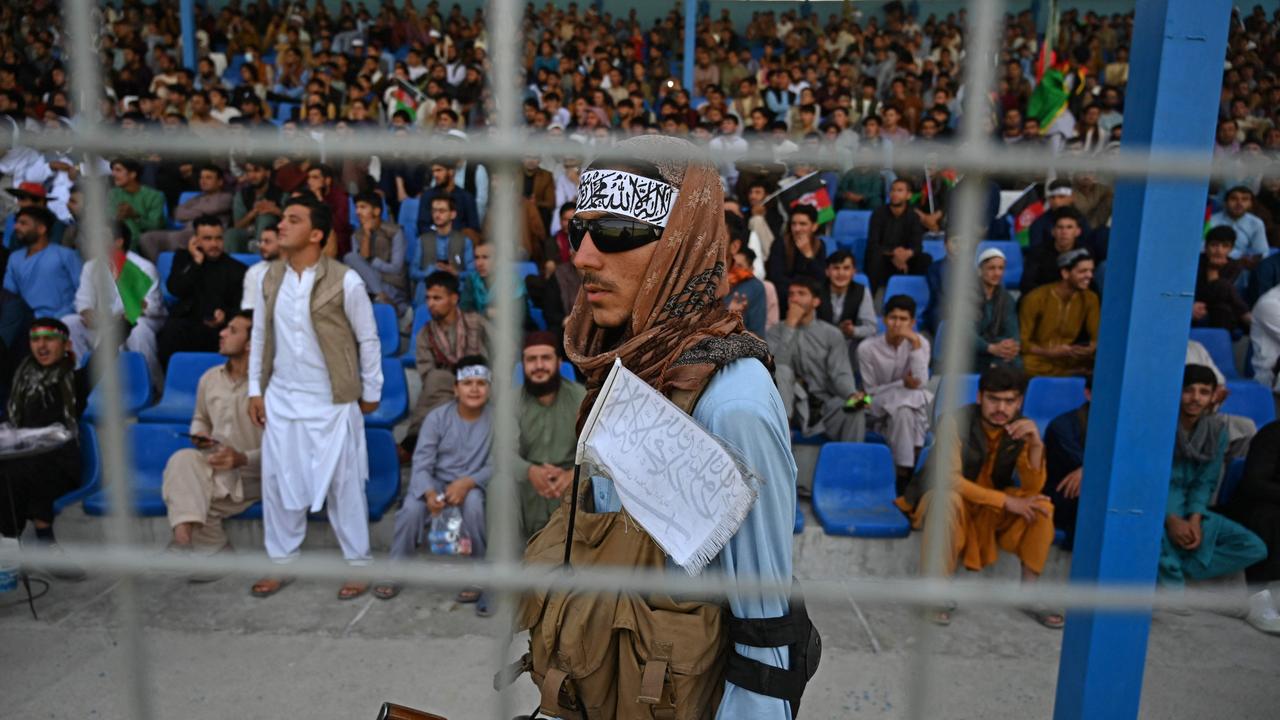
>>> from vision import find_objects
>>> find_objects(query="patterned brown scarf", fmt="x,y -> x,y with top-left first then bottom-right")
564,136 -> 771,428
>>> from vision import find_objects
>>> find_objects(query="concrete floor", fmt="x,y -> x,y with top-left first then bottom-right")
3,508 -> 1277,720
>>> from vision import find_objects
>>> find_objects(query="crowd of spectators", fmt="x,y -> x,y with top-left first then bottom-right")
0,0 -> 1277,630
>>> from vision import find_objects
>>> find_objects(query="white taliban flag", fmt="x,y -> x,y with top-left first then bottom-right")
576,358 -> 760,575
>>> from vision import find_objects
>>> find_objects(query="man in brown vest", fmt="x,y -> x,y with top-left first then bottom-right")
345,190 -> 408,313
246,195 -> 384,601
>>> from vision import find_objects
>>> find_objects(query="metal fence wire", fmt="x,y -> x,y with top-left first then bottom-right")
4,1 -> 1261,719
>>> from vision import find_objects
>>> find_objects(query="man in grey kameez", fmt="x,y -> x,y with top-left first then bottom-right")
767,276 -> 865,441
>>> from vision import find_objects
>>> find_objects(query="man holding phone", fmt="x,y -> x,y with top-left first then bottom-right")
161,311 -> 262,563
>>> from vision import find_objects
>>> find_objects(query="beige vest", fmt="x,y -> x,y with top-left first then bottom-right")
259,256 -> 362,405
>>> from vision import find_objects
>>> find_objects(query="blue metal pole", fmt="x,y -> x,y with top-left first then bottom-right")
682,0 -> 695,92
180,0 -> 197,70
1052,2 -> 1232,719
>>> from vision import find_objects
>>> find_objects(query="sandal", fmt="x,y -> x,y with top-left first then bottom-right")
338,580 -> 370,601
373,582 -> 401,600
455,586 -> 483,604
926,600 -> 956,626
475,592 -> 494,617
250,576 -> 294,598
1025,605 -> 1065,629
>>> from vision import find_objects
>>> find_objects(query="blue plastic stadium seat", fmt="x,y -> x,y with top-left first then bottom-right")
1217,457 -> 1246,506
1188,327 -> 1239,379
82,351 -> 153,422
884,275 -> 930,316
83,423 -> 189,516
933,374 -> 980,419
276,102 -> 297,123
232,252 -> 262,267
372,302 -> 400,357
853,272 -> 870,290
1023,376 -> 1087,433
833,210 -> 872,240
1221,380 -> 1276,428
516,261 -> 539,280
401,303 -> 430,368
922,239 -> 947,262
157,251 -> 177,306
54,423 -> 101,513
812,442 -> 910,538
138,352 -> 226,424
514,361 -> 578,386
790,428 -> 830,446
235,428 -> 401,521
398,197 -> 420,231
3,214 -> 15,248
171,191 -> 199,228
794,503 -> 804,534
528,304 -> 547,331
364,358 -> 408,429
977,240 -> 1022,287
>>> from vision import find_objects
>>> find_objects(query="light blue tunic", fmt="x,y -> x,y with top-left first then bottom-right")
592,358 -> 798,719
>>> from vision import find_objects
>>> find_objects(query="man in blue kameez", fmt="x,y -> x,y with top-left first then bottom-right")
544,134 -> 805,719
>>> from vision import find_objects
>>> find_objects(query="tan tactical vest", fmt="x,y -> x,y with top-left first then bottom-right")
512,389 -> 728,720
259,257 -> 363,404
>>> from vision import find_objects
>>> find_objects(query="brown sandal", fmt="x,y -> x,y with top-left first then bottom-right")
338,580 -> 370,601
250,576 -> 294,598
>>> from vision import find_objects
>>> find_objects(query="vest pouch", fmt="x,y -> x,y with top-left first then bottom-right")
516,478 -> 727,720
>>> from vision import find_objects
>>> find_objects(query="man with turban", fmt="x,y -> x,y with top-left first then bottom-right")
515,135 -> 808,718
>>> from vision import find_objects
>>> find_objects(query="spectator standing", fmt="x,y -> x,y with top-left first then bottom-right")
1019,249 -> 1100,377
521,156 -> 556,244
858,295 -> 933,489
865,179 -> 929,292
157,216 -> 247,369
246,196 -> 383,601
161,311 -> 262,560
512,333 -> 585,540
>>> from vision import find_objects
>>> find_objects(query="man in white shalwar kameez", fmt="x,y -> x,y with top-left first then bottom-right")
246,195 -> 383,601
857,294 -> 933,491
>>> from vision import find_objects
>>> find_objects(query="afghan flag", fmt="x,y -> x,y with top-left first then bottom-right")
1005,184 -> 1045,248
910,168 -> 960,212
111,251 -> 154,324
1203,201 -> 1214,236
770,172 -> 835,226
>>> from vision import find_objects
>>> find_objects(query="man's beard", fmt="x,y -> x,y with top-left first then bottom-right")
524,371 -> 561,398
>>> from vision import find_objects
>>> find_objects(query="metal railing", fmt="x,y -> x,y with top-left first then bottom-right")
4,1 -> 1260,718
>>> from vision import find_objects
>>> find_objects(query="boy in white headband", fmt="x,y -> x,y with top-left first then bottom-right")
377,354 -> 494,613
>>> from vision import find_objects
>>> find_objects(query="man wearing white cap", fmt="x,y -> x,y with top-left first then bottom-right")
974,247 -> 1022,370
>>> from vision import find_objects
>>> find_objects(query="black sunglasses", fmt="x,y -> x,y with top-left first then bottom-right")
567,216 -> 665,254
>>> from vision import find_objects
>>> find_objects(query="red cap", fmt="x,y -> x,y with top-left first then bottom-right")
6,182 -> 47,201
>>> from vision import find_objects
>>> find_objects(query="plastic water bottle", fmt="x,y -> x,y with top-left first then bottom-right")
0,536 -> 20,593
